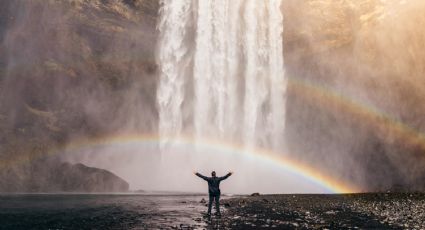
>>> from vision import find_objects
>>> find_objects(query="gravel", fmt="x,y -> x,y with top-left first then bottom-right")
205,193 -> 425,229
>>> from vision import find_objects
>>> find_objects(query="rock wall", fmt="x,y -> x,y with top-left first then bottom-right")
0,162 -> 129,192
0,0 -> 159,192
283,0 -> 425,191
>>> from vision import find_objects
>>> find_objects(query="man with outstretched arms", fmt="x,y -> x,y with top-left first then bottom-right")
195,171 -> 233,216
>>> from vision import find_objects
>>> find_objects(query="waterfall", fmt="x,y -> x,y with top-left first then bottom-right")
157,0 -> 287,152
157,0 -> 192,147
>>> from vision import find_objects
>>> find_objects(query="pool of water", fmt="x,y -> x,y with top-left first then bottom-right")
0,194 -> 211,229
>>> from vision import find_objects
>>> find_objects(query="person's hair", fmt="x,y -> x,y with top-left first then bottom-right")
211,171 -> 216,176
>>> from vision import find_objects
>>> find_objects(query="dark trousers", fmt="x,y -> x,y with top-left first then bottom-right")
208,194 -> 220,214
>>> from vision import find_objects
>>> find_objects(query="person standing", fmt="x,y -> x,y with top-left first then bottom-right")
194,171 -> 233,216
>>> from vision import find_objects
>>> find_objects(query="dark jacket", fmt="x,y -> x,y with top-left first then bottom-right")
196,173 -> 231,195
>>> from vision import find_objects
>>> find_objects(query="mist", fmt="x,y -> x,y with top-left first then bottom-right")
283,0 -> 425,191
1,0 -> 425,193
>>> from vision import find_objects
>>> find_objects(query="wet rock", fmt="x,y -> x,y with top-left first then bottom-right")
251,193 -> 260,196
179,224 -> 191,229
208,194 -> 425,229
200,198 -> 206,203
232,215 -> 240,219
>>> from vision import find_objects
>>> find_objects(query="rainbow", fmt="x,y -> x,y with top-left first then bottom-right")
52,134 -> 357,194
0,133 -> 358,193
8,77 -> 420,194
3,76 -> 422,194
289,77 -> 425,150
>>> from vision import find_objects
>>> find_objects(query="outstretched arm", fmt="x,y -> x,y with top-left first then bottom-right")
219,172 -> 233,181
194,172 -> 209,181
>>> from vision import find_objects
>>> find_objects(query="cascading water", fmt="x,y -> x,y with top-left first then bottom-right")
157,0 -> 192,147
157,0 -> 286,152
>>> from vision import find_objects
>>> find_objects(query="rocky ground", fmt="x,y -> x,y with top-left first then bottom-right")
202,193 -> 425,229
1,193 -> 424,229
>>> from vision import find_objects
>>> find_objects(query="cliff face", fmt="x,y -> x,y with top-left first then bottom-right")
283,0 -> 425,191
62,163 -> 129,192
0,162 -> 129,192
0,0 -> 159,137
0,0 -> 159,192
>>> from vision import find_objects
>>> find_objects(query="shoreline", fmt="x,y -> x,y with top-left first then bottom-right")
1,193 -> 424,229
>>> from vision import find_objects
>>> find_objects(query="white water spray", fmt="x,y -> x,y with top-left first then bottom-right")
157,0 -> 192,146
157,0 -> 287,152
